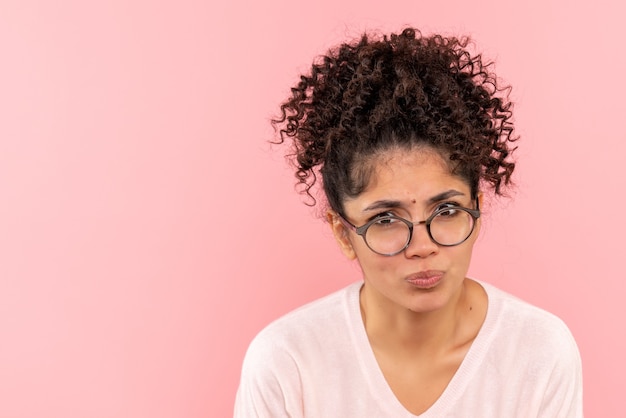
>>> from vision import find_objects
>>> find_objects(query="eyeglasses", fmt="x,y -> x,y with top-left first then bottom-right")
338,199 -> 480,256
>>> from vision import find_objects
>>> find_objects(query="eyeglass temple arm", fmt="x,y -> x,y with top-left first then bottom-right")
335,213 -> 358,231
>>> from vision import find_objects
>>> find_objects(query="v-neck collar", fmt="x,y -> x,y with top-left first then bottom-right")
345,280 -> 502,417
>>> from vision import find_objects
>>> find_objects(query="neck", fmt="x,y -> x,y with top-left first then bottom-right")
360,280 -> 472,355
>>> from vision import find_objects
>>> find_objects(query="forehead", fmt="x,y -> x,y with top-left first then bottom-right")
363,146 -> 468,194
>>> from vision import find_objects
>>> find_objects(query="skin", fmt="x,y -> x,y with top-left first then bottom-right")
327,146 -> 488,415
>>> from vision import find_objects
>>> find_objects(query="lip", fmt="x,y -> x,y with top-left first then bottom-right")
405,270 -> 445,289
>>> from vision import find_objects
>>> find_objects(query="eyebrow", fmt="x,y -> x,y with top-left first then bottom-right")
362,189 -> 466,212
427,189 -> 465,204
362,199 -> 404,212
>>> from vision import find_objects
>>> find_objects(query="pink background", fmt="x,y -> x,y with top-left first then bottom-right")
0,1 -> 623,417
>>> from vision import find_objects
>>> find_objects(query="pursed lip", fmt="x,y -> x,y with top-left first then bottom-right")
405,270 -> 445,289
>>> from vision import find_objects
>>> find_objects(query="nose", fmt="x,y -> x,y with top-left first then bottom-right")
403,222 -> 438,258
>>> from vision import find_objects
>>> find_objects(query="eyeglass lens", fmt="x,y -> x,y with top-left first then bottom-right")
364,209 -> 475,255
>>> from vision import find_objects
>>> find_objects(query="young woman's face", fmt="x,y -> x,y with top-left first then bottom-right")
331,147 -> 481,314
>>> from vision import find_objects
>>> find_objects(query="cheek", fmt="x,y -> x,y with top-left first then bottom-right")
349,233 -> 371,255
448,242 -> 476,272
352,244 -> 390,273
355,252 -> 412,284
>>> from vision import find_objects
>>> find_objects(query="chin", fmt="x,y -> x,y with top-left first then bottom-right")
403,288 -> 456,313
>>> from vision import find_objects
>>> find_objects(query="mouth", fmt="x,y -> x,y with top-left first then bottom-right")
405,270 -> 444,289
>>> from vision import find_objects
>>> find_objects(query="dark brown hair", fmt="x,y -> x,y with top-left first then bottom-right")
272,28 -> 517,214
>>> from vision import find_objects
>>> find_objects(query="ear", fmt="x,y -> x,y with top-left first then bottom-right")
326,210 -> 357,260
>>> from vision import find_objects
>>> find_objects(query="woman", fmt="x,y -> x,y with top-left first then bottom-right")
235,28 -> 583,417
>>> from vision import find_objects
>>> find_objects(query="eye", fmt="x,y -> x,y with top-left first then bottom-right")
372,211 -> 395,221
370,212 -> 402,227
434,202 -> 461,217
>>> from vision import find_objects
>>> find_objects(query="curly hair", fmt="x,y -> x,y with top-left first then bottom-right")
272,28 -> 517,214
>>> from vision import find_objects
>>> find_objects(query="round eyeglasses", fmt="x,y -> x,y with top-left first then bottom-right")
338,199 -> 480,256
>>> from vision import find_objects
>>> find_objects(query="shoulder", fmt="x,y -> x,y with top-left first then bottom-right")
461,281 -> 583,417
479,280 -> 581,372
252,282 -> 359,346
235,282 -> 363,417
482,281 -> 575,340
240,281 -> 361,375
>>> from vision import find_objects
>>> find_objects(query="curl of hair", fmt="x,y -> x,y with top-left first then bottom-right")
272,28 -> 517,213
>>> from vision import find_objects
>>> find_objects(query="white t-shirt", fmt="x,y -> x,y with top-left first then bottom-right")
234,281 -> 583,417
